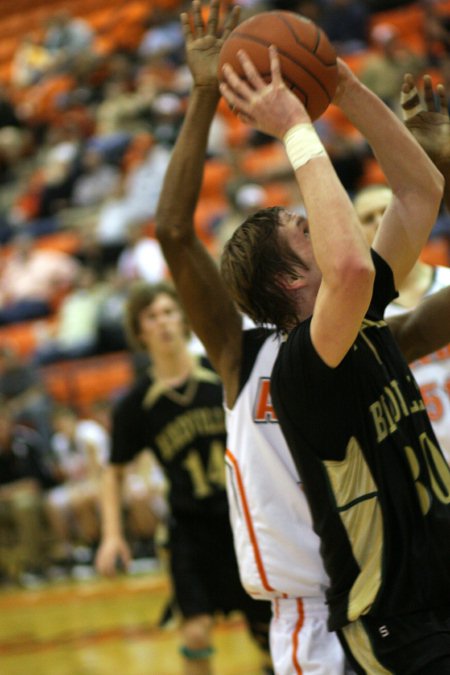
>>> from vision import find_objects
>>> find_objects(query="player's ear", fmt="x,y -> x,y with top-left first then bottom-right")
277,272 -> 306,290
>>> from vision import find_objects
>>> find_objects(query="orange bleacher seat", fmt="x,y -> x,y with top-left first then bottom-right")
262,181 -> 293,208
34,230 -> 82,255
116,0 -> 149,23
0,317 -> 56,358
84,7 -> 115,31
104,22 -> 145,51
0,37 -> 21,68
19,74 -> 76,124
200,160 -> 233,200
341,50 -> 374,77
420,237 -> 450,267
41,351 -> 134,410
239,142 -> 291,178
369,4 -> 426,54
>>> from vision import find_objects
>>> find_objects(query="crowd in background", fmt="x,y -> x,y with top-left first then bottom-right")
2,0 -> 450,586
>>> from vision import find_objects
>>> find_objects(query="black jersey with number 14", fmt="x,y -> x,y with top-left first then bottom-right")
110,356 -> 228,518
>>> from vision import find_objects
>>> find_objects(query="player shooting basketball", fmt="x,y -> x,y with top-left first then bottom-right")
218,16 -> 450,675
156,0 -> 450,673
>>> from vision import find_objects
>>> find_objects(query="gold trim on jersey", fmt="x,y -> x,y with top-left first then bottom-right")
324,436 -> 383,622
358,318 -> 388,365
143,357 -> 221,408
341,619 -> 392,674
143,377 -> 199,408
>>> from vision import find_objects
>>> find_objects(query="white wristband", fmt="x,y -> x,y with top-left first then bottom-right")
283,123 -> 327,170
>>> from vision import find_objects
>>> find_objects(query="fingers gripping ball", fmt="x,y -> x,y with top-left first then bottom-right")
218,11 -> 338,121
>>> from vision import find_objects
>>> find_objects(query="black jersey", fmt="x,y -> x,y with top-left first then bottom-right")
110,355 -> 228,518
272,250 -> 450,630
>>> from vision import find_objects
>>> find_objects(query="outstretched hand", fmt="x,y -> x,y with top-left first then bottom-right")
401,73 -> 450,168
220,45 -> 310,139
181,0 -> 240,88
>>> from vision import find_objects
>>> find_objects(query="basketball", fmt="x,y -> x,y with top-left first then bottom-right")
218,11 -> 338,121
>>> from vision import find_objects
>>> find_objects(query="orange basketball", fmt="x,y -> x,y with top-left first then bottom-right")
218,11 -> 338,121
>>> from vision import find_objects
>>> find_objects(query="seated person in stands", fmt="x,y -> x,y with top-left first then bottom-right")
0,345 -> 53,444
32,265 -> 107,365
45,405 -> 108,567
0,405 -> 60,581
0,232 -> 79,325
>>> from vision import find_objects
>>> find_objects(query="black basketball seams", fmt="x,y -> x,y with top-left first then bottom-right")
223,33 -> 334,98
276,13 -> 321,55
225,28 -> 335,67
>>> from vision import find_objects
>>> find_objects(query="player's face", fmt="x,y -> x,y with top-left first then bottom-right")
355,190 -> 391,246
138,293 -> 186,354
278,209 -> 321,288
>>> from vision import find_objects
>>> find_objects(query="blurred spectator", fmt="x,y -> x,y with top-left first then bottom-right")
359,23 -> 426,109
0,84 -> 31,184
73,225 -> 107,275
423,0 -> 450,65
116,219 -> 167,284
96,270 -> 130,354
32,266 -> 108,365
320,0 -> 369,55
0,346 -> 53,444
11,33 -> 53,88
45,405 -> 108,566
0,406 -> 59,581
289,0 -> 323,23
93,137 -> 170,265
94,78 -> 155,140
138,7 -> 185,65
0,233 -> 79,324
7,122 -> 84,232
35,123 -> 84,218
146,91 -> 185,145
43,11 -> 95,66
71,147 -> 121,208
0,84 -> 23,130
214,181 -> 269,255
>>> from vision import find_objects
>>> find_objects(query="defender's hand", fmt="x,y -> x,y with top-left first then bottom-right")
401,73 -> 450,168
181,0 -> 240,89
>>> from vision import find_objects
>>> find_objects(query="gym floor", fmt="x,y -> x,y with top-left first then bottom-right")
0,563 -> 265,675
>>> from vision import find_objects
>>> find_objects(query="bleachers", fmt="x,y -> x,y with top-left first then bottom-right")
0,0 -> 449,421
40,351 -> 134,412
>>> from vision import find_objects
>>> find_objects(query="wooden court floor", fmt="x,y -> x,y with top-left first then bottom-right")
0,564 -> 265,675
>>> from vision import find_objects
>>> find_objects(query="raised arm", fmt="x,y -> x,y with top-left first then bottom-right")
334,64 -> 444,288
155,0 -> 243,403
388,285 -> 450,363
221,49 -> 374,367
400,74 -> 450,212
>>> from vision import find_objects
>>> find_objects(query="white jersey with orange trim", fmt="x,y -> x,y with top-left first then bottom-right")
224,328 -> 329,600
225,328 -> 349,675
385,265 -> 450,465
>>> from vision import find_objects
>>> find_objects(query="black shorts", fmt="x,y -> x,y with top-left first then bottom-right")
338,607 -> 450,674
168,511 -> 271,636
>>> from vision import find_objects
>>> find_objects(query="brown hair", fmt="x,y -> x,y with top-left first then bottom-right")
124,281 -> 190,351
220,207 -> 303,332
